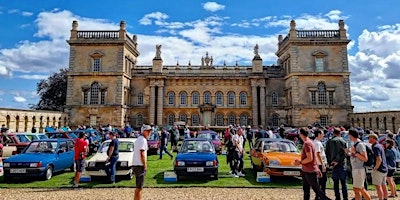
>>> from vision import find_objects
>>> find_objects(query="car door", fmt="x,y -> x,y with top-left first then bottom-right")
250,140 -> 264,167
54,141 -> 69,171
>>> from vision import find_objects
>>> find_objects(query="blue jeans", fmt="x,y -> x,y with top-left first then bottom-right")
105,156 -> 118,182
331,165 -> 348,200
159,145 -> 173,159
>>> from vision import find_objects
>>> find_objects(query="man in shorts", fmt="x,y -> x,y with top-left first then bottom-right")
133,125 -> 152,200
73,132 -> 88,188
368,133 -> 388,200
346,129 -> 371,200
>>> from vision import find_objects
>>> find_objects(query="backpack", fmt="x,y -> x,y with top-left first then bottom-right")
354,141 -> 375,168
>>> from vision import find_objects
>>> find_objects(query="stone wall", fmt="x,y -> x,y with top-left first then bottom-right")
349,111 -> 400,133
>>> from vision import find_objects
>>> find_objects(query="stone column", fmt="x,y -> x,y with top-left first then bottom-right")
157,86 -> 164,126
149,86 -> 155,125
260,86 -> 266,127
251,85 -> 258,126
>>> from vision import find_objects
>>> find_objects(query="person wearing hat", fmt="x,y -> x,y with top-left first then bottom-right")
368,133 -> 389,200
246,125 -> 253,148
133,125 -> 152,200
105,131 -> 119,184
73,132 -> 88,188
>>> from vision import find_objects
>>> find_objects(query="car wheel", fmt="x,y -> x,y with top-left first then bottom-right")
69,162 -> 75,172
43,166 -> 53,180
126,167 -> 134,180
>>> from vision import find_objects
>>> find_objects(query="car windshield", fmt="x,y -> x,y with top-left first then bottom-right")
68,133 -> 78,138
180,140 -> 214,153
263,141 -> 299,153
15,135 -> 31,143
25,141 -> 58,153
148,133 -> 159,141
197,133 -> 219,140
99,141 -> 134,153
39,134 -> 48,139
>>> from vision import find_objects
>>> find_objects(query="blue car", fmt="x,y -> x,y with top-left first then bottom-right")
2,138 -> 75,182
174,138 -> 219,180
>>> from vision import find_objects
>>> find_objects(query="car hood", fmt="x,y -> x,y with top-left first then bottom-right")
176,152 -> 217,161
4,153 -> 54,163
263,152 -> 301,166
87,152 -> 133,162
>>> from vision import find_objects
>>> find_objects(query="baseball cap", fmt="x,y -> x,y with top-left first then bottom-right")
368,133 -> 378,140
142,125 -> 152,131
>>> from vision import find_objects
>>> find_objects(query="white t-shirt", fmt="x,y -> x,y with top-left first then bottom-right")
313,139 -> 327,165
232,134 -> 244,152
133,135 -> 148,166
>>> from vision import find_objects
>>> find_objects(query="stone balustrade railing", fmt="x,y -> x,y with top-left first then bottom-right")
77,31 -> 120,39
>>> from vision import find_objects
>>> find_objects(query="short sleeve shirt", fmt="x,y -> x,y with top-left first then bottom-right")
232,134 -> 243,152
108,138 -> 119,157
313,140 -> 327,165
133,135 -> 148,166
301,139 -> 318,173
74,138 -> 88,160
372,143 -> 388,173
350,140 -> 366,169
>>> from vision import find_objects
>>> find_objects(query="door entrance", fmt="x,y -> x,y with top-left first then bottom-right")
202,111 -> 212,125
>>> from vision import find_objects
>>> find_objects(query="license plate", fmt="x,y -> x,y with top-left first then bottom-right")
10,168 -> 26,173
283,171 -> 300,176
187,167 -> 204,172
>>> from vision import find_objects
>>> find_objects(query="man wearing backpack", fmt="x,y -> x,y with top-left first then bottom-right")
326,128 -> 348,200
346,129 -> 371,200
368,133 -> 389,200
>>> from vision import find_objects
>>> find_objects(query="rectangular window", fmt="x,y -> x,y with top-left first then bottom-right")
137,93 -> 143,105
320,116 -> 328,127
100,91 -> 106,104
216,94 -> 222,105
315,57 -> 324,72
311,91 -> 316,105
93,58 -> 100,72
83,91 -> 88,105
89,115 -> 97,127
328,91 -> 334,105
192,95 -> 199,105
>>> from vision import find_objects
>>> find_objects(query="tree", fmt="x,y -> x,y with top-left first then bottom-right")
30,68 -> 68,111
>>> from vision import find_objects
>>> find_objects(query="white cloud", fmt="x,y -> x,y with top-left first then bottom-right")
13,95 -> 26,103
203,2 -> 225,12
139,12 -> 169,25
22,11 -> 33,17
18,74 -> 49,80
0,64 -> 12,77
8,9 -> 19,14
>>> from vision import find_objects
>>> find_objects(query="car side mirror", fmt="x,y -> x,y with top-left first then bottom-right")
57,149 -> 64,154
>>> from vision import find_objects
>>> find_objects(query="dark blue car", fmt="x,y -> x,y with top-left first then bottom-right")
2,138 -> 75,182
174,138 -> 219,180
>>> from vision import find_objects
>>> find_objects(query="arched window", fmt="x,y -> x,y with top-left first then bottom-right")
271,92 -> 278,106
136,114 -> 143,127
168,114 -> 175,126
192,114 -> 200,126
228,92 -> 235,105
216,92 -> 223,105
180,92 -> 187,105
90,83 -> 100,104
317,82 -> 327,105
216,114 -> 223,126
168,92 -> 175,105
272,114 -> 279,127
239,92 -> 247,105
179,114 -> 187,122
137,92 -> 144,105
204,91 -> 211,104
239,114 -> 248,126
228,114 -> 235,125
192,92 -> 199,105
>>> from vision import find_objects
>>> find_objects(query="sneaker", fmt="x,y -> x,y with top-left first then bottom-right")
237,172 -> 245,177
72,183 -> 79,188
230,173 -> 239,178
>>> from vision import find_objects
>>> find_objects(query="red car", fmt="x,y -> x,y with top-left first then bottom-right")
147,132 -> 160,154
3,133 -> 31,154
197,130 -> 222,154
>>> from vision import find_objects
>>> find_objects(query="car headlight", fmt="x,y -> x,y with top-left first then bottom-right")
206,161 -> 216,166
268,160 -> 280,166
88,162 -> 95,167
175,161 -> 185,166
3,163 -> 10,167
120,161 -> 128,167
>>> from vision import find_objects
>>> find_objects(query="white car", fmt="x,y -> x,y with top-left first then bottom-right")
85,138 -> 137,179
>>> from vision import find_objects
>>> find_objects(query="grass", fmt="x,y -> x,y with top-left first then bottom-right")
0,145 -> 399,190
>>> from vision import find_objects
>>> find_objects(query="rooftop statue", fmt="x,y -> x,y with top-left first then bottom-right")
155,44 -> 162,59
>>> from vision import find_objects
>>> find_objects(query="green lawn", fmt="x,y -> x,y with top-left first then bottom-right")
0,147 -> 399,189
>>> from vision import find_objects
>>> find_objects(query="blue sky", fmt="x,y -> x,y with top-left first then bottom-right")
0,0 -> 400,112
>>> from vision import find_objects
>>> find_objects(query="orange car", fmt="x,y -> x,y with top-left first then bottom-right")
250,138 -> 302,177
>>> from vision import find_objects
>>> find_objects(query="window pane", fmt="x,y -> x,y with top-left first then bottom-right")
179,114 -> 187,122
100,91 -> 106,104
216,114 -> 223,126
90,115 -> 97,127
228,115 -> 235,125
137,92 -> 143,105
216,92 -> 223,105
180,92 -> 187,105
240,115 -> 247,126
192,92 -> 199,105
272,115 -> 279,127
315,57 -> 323,72
271,92 -> 278,106
192,114 -> 199,126
83,91 -> 88,105
311,91 -> 316,105
90,83 -> 99,104
136,114 -> 143,127
329,91 -> 334,105
204,92 -> 211,104
228,92 -> 235,105
240,92 -> 247,105
320,116 -> 328,126
93,58 -> 100,72
168,92 -> 175,105
318,83 -> 327,105
168,114 -> 175,125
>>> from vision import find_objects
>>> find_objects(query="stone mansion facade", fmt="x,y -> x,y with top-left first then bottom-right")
65,19 -> 353,129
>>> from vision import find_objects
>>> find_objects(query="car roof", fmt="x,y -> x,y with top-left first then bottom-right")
31,138 -> 73,142
102,138 -> 137,142
255,138 -> 294,143
183,138 -> 211,142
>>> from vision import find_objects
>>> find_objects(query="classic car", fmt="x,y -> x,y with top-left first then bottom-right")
250,138 -> 302,177
2,138 -> 75,182
147,132 -> 160,154
174,138 -> 219,180
46,131 -> 78,141
197,130 -> 222,154
18,132 -> 48,141
85,138 -> 137,179
3,133 -> 31,154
